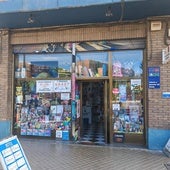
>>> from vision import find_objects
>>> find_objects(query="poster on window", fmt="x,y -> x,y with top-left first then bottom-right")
36,80 -> 53,93
131,79 -> 141,91
119,84 -> 127,102
61,93 -> 70,100
54,80 -> 71,92
129,104 -> 140,122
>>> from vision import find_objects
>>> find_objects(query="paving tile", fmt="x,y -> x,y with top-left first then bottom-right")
0,138 -> 169,170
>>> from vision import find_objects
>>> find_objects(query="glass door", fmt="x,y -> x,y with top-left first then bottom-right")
112,50 -> 144,144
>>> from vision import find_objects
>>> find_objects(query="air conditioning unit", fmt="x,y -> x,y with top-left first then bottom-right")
151,21 -> 162,31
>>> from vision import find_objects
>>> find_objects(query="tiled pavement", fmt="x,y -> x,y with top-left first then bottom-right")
0,138 -> 170,170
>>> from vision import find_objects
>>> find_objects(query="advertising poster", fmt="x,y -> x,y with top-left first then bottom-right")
77,100 -> 80,118
31,61 -> 58,78
131,79 -> 141,90
0,136 -> 31,170
36,80 -> 53,93
119,84 -> 126,102
61,93 -> 70,100
71,73 -> 76,100
54,80 -> 71,92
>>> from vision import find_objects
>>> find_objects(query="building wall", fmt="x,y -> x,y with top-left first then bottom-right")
147,18 -> 170,150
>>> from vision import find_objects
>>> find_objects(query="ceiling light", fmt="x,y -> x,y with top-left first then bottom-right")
27,14 -> 34,24
105,6 -> 113,17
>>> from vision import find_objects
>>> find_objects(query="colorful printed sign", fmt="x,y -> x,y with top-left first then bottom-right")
0,136 -> 31,170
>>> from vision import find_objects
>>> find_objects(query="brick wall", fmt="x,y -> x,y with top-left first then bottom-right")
147,19 -> 170,129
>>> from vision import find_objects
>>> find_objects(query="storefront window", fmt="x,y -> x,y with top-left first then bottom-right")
112,50 -> 144,143
14,54 -> 72,139
76,52 -> 108,77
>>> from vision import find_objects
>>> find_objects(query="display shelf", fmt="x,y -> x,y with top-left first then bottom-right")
76,77 -> 109,81
113,131 -> 144,144
15,77 -> 71,81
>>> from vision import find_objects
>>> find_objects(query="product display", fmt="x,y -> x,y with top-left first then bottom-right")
113,101 -> 143,133
112,79 -> 144,134
15,80 -> 72,137
76,52 -> 108,77
14,54 -> 72,138
112,52 -> 144,143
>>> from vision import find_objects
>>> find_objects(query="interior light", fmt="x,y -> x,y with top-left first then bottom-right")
27,14 -> 34,24
105,6 -> 113,17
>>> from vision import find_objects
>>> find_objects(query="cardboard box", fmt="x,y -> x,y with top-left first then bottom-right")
113,133 -> 125,143
62,131 -> 69,141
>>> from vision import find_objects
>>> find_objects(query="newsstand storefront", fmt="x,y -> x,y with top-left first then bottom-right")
13,39 -> 146,145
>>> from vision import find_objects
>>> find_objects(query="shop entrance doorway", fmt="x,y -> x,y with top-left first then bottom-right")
80,81 -> 107,145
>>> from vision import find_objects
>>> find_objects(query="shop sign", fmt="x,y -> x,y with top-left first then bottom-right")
0,136 -> 31,170
162,46 -> 170,64
148,67 -> 160,89
162,92 -> 170,99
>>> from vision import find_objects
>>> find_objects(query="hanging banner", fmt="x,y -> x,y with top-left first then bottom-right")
0,136 -> 31,170
71,73 -> 76,100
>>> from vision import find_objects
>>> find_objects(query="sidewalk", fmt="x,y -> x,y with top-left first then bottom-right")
1,138 -> 170,170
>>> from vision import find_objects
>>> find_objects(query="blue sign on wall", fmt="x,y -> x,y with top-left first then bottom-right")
0,136 -> 31,170
162,92 -> 170,99
148,67 -> 160,89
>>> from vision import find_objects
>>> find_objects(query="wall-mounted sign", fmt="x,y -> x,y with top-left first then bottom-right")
148,67 -> 160,89
162,92 -> 170,99
162,46 -> 170,64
